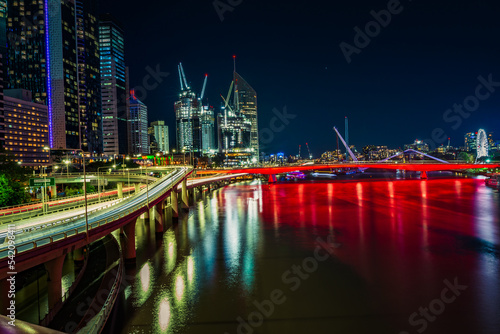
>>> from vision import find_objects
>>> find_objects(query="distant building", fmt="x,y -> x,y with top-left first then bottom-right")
3,89 -> 49,165
217,106 -> 252,166
464,132 -> 477,152
129,90 -> 148,155
100,14 -> 129,156
175,89 -> 201,153
404,139 -> 429,152
149,121 -> 169,154
234,72 -> 258,159
200,105 -> 215,155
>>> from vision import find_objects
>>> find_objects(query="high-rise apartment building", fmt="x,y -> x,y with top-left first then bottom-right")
76,0 -> 101,153
6,0 -> 100,152
129,90 -> 148,155
149,120 -> 169,153
3,89 -> 49,165
100,13 -> 128,156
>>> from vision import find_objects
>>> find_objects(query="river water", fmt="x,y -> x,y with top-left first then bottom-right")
108,176 -> 500,334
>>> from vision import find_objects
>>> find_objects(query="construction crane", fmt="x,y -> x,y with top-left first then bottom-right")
306,143 -> 312,159
177,64 -> 184,91
179,62 -> 190,90
200,74 -> 208,101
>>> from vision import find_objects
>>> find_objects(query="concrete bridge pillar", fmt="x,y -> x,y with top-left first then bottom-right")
73,247 -> 85,262
117,182 -> 123,198
143,207 -> 150,221
44,254 -> 66,309
51,185 -> 57,198
171,191 -> 179,218
268,174 -> 277,183
123,219 -> 137,261
155,202 -> 165,233
181,179 -> 189,209
135,183 -> 141,194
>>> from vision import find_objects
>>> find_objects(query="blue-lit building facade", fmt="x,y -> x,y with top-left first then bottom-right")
5,0 -> 100,152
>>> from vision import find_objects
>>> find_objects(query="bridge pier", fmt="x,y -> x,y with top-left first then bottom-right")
143,207 -> 150,221
181,179 -> 189,209
420,171 -> 428,179
171,191 -> 179,218
73,247 -> 85,263
123,220 -> 137,261
44,254 -> 66,310
155,202 -> 165,233
117,182 -> 123,198
135,183 -> 141,194
268,174 -> 277,183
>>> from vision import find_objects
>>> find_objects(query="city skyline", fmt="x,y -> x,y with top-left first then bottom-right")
101,0 -> 500,156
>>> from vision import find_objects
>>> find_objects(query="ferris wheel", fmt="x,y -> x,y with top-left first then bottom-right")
476,129 -> 488,162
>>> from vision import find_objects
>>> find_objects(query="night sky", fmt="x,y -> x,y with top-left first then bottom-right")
100,0 -> 500,156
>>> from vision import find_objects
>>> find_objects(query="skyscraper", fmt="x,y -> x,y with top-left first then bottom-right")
217,105 -> 252,165
234,71 -> 258,159
75,0 -> 101,153
175,89 -> 201,153
99,13 -> 128,156
6,0 -> 47,104
129,89 -> 148,155
174,63 -> 204,154
200,105 -> 215,154
6,0 -> 100,152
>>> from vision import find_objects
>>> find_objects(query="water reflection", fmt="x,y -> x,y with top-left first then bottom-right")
118,178 -> 500,334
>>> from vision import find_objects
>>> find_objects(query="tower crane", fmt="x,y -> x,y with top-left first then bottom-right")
306,143 -> 312,159
200,74 -> 208,101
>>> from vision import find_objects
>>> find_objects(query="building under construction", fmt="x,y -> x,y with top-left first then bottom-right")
174,63 -> 215,155
217,60 -> 257,165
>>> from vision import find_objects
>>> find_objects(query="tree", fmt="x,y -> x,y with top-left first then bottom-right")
458,152 -> 474,163
0,174 -> 31,207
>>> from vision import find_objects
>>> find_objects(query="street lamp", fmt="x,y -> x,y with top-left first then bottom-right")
72,149 -> 89,244
97,166 -> 112,203
64,160 -> 70,177
140,166 -> 149,206
182,148 -> 186,165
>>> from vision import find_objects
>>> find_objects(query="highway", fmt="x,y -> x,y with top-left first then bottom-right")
0,167 -> 188,257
